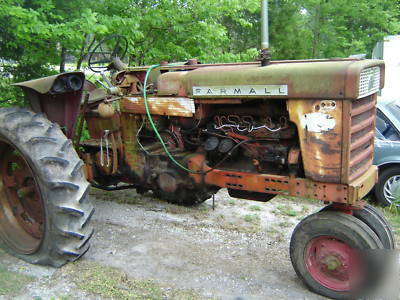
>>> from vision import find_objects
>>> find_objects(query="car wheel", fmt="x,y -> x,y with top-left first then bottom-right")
375,166 -> 400,207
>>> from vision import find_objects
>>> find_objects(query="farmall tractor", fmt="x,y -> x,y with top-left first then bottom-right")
0,2 -> 395,299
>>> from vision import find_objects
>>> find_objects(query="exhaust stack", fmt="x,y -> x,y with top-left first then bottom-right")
261,0 -> 269,50
260,0 -> 271,66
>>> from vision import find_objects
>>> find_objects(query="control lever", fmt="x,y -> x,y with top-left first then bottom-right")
97,71 -> 122,96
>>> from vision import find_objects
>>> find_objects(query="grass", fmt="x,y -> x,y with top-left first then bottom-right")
165,203 -> 209,216
272,204 -> 298,217
243,214 -> 260,224
0,265 -> 34,296
218,221 -> 261,234
278,220 -> 293,228
65,261 -> 209,300
227,199 -> 236,206
382,205 -> 400,247
248,205 -> 262,211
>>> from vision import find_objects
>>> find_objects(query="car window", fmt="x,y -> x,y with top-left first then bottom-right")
376,109 -> 400,141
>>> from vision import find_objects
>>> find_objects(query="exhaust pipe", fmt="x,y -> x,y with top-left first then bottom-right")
260,0 -> 271,66
261,0 -> 269,50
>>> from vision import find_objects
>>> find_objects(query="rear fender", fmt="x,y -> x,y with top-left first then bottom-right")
13,72 -> 86,138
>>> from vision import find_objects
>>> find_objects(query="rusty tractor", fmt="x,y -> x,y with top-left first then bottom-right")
0,3 -> 395,299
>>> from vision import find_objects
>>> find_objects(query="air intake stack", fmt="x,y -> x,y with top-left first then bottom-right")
260,0 -> 271,66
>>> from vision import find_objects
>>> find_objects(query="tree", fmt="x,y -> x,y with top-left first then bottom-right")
1,0 -> 400,106
300,0 -> 400,58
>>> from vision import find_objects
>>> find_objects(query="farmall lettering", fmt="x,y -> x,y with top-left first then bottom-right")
193,85 -> 288,96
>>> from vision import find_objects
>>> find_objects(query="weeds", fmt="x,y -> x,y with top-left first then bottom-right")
272,204 -> 298,217
249,205 -> 262,211
0,265 -> 34,296
382,205 -> 400,246
243,214 -> 260,224
65,261 -> 209,300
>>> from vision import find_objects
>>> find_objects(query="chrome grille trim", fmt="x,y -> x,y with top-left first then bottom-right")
358,67 -> 380,99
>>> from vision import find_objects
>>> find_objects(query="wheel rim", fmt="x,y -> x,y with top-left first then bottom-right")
305,236 -> 359,292
0,140 -> 44,254
383,175 -> 400,206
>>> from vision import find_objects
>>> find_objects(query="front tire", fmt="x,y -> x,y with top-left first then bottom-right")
290,211 -> 384,299
0,108 -> 94,267
321,204 -> 395,249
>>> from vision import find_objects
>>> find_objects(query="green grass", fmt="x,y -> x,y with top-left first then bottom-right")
0,265 -> 34,296
65,261 -> 209,300
227,199 -> 236,206
272,204 -> 298,217
382,206 -> 400,247
248,205 -> 262,211
243,214 -> 260,224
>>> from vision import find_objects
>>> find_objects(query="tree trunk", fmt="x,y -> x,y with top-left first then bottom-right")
77,34 -> 96,70
59,47 -> 67,73
311,5 -> 321,59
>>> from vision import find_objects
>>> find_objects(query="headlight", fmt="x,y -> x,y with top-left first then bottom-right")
66,75 -> 83,91
51,74 -> 83,94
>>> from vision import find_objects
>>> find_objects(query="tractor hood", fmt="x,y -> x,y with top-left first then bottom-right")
157,59 -> 385,100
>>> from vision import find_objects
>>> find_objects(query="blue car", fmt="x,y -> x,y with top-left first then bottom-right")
374,97 -> 400,207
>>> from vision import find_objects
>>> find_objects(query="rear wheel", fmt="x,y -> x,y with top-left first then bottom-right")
0,108 -> 94,267
290,211 -> 384,299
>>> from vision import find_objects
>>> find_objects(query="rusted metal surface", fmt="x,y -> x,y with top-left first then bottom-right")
121,97 -> 195,117
85,111 -> 121,139
0,141 -> 44,253
156,60 -> 384,99
126,58 -> 365,72
193,98 -> 243,104
347,165 -> 378,201
82,153 -> 94,182
13,72 -> 84,94
288,147 -> 300,165
187,154 -> 376,204
156,71 -> 188,96
120,113 -> 140,173
287,99 -> 343,183
348,95 -> 376,182
14,73 -> 85,138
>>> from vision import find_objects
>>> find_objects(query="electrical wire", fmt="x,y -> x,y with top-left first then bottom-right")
143,64 -> 201,173
142,64 -> 256,174
136,115 -> 149,154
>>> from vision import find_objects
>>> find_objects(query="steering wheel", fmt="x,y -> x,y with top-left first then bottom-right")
88,35 -> 128,73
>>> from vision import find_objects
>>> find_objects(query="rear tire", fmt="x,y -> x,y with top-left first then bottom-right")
0,107 -> 94,267
290,211 -> 384,299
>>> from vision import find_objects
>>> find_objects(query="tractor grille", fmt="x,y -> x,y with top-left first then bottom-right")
358,67 -> 380,98
348,95 -> 375,181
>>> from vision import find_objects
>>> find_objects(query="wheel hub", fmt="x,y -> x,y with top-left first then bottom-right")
383,175 -> 400,206
305,236 -> 358,291
0,141 -> 44,253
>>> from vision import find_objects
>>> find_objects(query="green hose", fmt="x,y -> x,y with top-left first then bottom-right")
142,64 -> 199,173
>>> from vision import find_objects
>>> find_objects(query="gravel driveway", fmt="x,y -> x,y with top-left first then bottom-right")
0,188 -> 376,299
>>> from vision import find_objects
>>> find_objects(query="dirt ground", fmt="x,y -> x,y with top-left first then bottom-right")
0,188 -> 398,299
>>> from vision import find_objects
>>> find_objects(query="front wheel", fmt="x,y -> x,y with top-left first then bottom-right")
0,108 -> 94,267
375,166 -> 400,207
290,211 -> 384,299
321,204 -> 395,249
